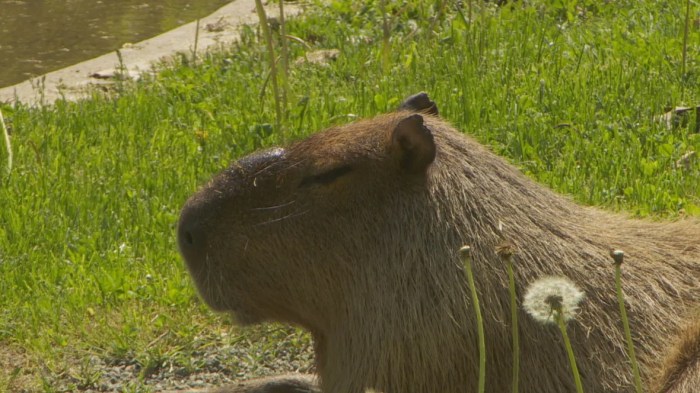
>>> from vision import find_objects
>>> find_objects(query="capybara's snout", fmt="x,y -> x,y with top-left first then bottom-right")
178,147 -> 287,271
177,194 -> 213,270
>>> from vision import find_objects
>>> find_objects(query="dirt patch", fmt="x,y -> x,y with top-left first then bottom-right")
0,344 -> 39,392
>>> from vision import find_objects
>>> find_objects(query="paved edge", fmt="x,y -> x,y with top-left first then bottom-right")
0,0 -> 301,105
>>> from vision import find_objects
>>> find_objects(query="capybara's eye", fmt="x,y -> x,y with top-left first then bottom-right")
299,165 -> 353,187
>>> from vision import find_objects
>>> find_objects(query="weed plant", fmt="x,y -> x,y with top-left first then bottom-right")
0,0 -> 698,390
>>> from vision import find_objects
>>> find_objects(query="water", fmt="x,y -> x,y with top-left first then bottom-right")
0,0 -> 232,88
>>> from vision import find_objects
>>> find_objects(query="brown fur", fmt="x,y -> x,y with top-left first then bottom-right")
178,98 -> 700,393
652,318 -> 700,393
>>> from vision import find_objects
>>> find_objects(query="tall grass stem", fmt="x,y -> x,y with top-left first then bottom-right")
278,0 -> 289,121
193,18 -> 200,64
682,0 -> 690,79
379,0 -> 391,73
0,109 -> 11,176
254,0 -> 283,133
461,246 -> 486,393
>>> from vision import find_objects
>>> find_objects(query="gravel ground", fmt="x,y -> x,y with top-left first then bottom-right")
47,328 -> 315,393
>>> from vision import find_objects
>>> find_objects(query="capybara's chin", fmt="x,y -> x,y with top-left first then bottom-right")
190,264 -> 268,325
196,279 -> 267,325
230,310 -> 267,326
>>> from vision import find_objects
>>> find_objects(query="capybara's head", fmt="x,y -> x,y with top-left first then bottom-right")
178,94 -> 447,329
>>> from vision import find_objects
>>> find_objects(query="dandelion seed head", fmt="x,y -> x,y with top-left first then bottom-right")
523,276 -> 585,324
544,294 -> 563,311
610,249 -> 625,265
496,240 -> 517,260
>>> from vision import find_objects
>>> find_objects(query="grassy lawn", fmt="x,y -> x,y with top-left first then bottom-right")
1,0 -> 698,391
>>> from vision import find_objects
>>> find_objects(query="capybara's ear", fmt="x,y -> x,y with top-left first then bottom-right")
391,114 -> 436,174
398,92 -> 439,116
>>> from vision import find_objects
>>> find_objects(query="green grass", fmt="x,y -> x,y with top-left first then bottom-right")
0,0 -> 698,391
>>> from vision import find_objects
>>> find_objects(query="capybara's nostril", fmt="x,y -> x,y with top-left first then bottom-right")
177,205 -> 209,266
182,230 -> 194,246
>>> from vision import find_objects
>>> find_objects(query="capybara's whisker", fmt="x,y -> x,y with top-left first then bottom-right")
251,209 -> 309,228
250,200 -> 296,211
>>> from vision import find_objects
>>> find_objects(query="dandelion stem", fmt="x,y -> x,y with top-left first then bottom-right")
556,313 -> 584,393
0,109 -> 11,176
506,258 -> 520,393
615,262 -> 644,393
461,246 -> 486,393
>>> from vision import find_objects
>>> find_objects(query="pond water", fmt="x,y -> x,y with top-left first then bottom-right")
0,0 -> 232,88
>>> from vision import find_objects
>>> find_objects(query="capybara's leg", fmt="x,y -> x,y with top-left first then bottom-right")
210,373 -> 320,393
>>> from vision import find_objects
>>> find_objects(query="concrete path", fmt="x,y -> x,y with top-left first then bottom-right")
0,0 -> 300,105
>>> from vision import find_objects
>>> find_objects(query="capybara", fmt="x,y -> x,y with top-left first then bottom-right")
652,317 -> 700,393
178,93 -> 699,393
